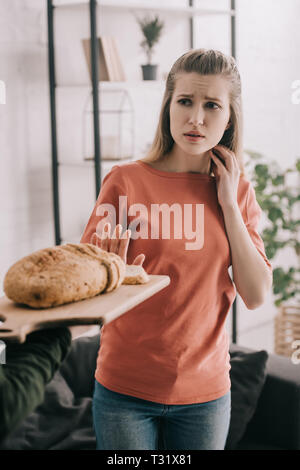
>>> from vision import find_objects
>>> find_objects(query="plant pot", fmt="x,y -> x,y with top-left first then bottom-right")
141,64 -> 158,80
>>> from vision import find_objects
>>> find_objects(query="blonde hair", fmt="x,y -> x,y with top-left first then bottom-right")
140,48 -> 246,177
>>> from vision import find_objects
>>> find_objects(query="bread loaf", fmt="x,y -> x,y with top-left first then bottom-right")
3,243 -> 125,308
3,243 -> 149,309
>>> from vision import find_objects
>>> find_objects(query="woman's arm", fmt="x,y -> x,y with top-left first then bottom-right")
222,203 -> 272,309
210,145 -> 272,310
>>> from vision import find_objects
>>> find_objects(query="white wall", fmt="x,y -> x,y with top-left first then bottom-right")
232,0 -> 300,352
1,0 -> 299,353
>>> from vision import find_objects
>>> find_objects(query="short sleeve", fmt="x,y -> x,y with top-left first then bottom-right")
80,165 -> 129,245
245,183 -> 273,275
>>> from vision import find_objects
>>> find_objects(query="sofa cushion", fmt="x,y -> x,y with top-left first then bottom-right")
225,345 -> 268,450
240,351 -> 300,450
59,334 -> 100,398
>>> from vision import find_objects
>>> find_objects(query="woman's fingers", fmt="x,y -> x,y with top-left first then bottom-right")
118,229 -> 131,263
99,222 -> 129,260
100,222 -> 111,252
90,231 -> 101,248
94,223 -> 143,266
110,224 -> 122,252
132,254 -> 146,266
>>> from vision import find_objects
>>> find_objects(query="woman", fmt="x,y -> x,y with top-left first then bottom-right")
80,48 -> 273,450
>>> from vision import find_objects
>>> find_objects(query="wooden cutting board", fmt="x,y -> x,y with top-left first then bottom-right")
0,274 -> 170,343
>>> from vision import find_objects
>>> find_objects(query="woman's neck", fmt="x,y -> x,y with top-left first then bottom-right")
160,149 -> 213,175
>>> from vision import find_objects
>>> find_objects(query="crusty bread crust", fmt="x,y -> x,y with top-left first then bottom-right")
3,243 -> 149,309
3,243 -> 125,308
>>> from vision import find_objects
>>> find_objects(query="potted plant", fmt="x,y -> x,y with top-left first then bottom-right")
245,150 -> 300,356
135,14 -> 164,80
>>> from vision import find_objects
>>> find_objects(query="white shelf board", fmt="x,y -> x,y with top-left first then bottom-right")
59,157 -> 134,168
53,0 -> 235,16
56,80 -> 166,89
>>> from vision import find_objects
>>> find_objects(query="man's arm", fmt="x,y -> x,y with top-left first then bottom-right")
0,327 -> 72,443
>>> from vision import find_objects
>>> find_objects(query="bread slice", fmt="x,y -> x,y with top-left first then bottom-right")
122,264 -> 150,285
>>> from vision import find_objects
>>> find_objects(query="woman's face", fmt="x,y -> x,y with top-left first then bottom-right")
169,72 -> 231,157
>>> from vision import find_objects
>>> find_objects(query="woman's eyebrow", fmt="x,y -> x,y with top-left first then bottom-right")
177,93 -> 224,104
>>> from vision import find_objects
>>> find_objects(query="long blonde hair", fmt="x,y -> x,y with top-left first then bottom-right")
140,48 -> 246,177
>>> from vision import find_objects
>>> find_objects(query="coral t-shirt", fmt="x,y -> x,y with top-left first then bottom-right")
80,160 -> 272,405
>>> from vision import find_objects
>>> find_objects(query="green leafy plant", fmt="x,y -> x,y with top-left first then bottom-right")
245,150 -> 300,307
135,14 -> 164,64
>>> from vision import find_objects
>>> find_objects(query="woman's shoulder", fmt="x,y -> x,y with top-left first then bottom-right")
103,161 -> 140,183
108,160 -> 141,174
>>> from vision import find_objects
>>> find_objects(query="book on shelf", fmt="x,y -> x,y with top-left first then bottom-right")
109,37 -> 126,81
82,37 -> 109,81
82,36 -> 126,82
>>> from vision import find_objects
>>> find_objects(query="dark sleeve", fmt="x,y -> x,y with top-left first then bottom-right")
0,327 -> 72,442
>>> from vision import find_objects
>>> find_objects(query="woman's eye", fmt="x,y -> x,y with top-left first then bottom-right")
206,102 -> 220,109
178,99 -> 220,109
178,99 -> 191,106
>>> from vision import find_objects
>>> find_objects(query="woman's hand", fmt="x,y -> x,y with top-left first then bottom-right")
209,144 -> 240,210
91,223 -> 145,266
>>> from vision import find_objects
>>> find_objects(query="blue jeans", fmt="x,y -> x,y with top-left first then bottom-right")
92,380 -> 231,450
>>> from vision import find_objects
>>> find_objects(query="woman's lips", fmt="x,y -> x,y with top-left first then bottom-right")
184,134 -> 205,142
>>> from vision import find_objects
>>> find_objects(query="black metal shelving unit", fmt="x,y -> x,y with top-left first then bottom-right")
47,0 -> 237,342
47,0 -> 101,247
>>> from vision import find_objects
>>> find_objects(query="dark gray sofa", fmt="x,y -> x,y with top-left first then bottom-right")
234,344 -> 300,450
1,334 -> 299,450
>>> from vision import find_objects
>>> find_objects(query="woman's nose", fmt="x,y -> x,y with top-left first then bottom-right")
188,106 -> 205,126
